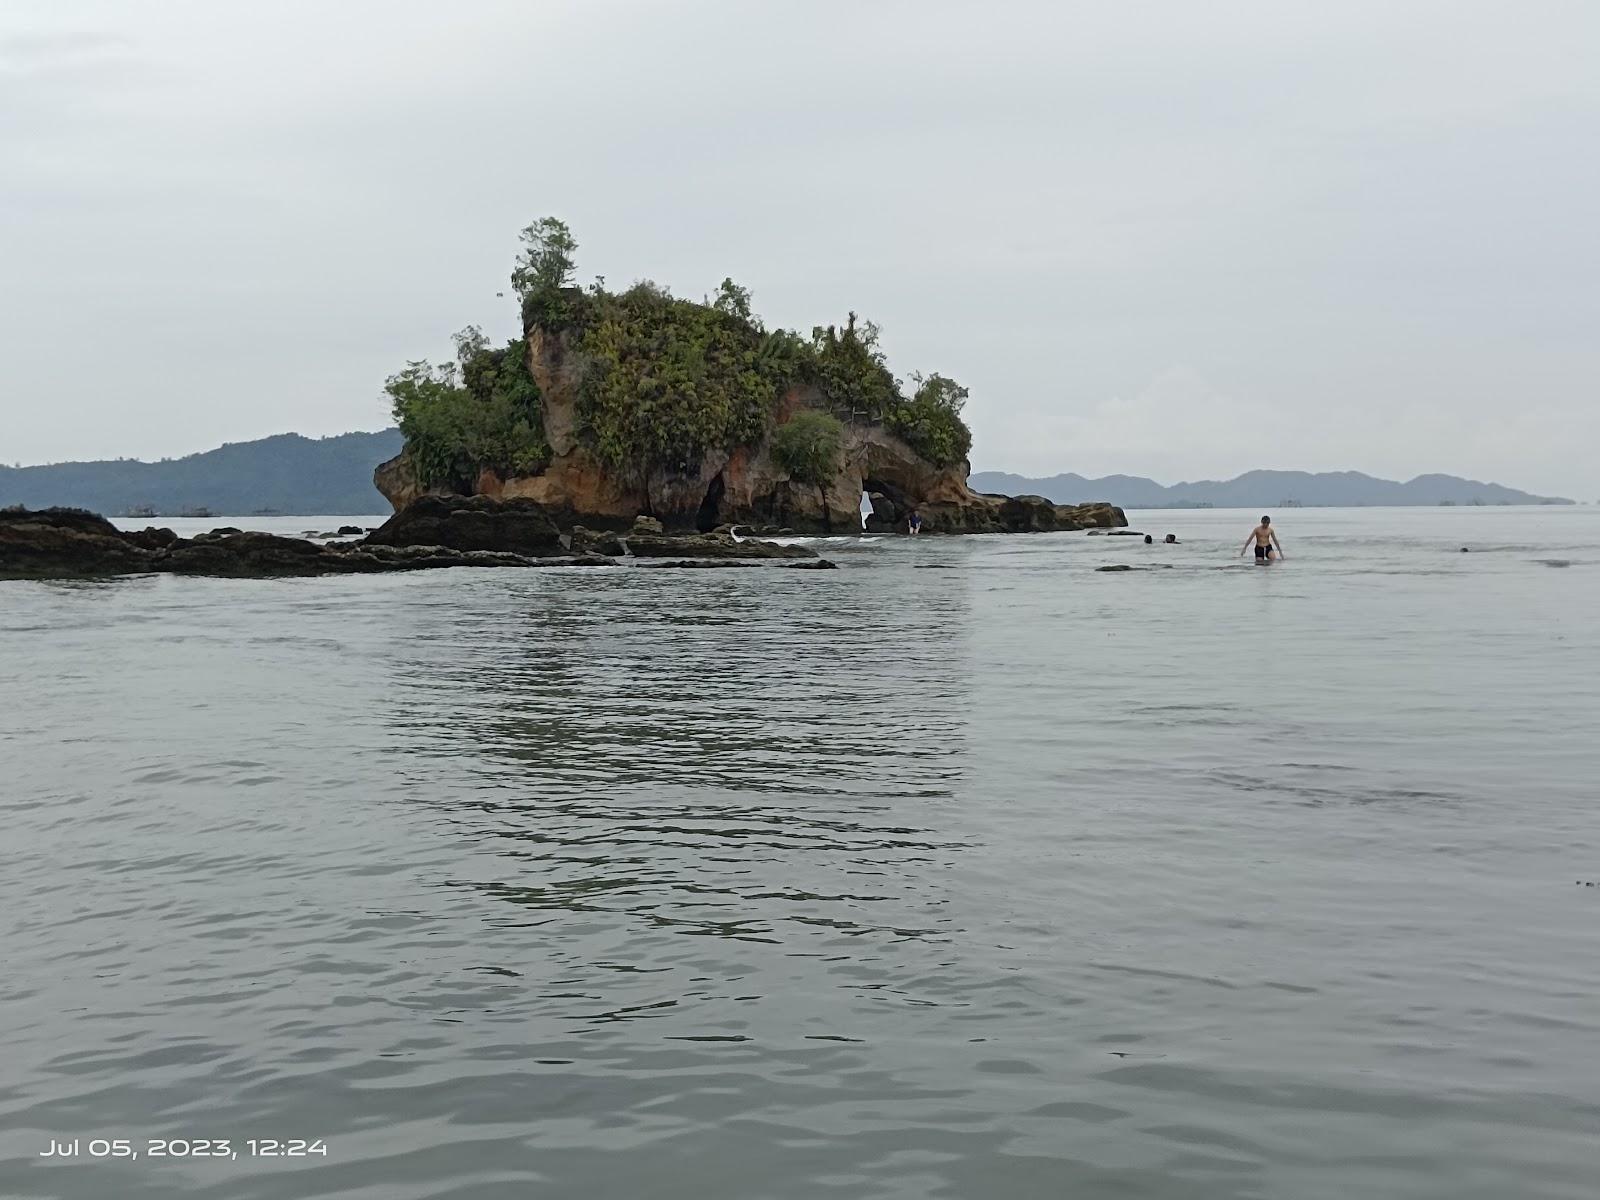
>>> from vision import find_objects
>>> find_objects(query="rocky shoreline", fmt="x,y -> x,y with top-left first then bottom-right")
3,488 -> 1131,581
0,504 -> 831,581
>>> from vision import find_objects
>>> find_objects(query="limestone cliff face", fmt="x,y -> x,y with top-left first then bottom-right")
373,326 -> 1126,535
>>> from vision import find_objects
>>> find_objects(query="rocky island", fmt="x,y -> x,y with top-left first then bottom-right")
370,218 -> 1124,543
1,219 -> 1123,580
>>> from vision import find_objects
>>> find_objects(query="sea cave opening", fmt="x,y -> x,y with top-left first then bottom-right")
862,478 -> 909,533
695,472 -> 726,533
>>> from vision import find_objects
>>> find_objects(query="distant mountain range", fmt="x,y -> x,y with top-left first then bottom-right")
968,469 -> 1572,509
4,428 -> 1573,516
1,430 -> 403,516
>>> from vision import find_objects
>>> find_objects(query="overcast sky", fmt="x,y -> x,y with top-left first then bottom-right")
5,1 -> 1598,495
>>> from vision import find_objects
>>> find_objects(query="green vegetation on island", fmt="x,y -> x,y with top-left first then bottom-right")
385,218 -> 973,489
386,329 -> 548,493
571,280 -> 792,482
769,409 -> 845,487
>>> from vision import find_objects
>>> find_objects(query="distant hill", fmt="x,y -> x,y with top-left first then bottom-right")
967,468 -> 1572,509
0,430 -> 404,516
6,433 -> 1573,516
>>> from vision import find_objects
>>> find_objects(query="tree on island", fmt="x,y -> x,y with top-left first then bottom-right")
771,409 -> 846,529
712,277 -> 754,324
385,326 -> 546,491
510,217 -> 578,299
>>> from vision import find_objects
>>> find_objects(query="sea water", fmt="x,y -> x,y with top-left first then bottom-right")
1,507 -> 1597,1199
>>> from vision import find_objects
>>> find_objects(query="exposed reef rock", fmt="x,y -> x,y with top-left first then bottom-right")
961,493 -> 1124,535
634,557 -> 839,570
365,495 -> 817,560
0,507 -> 615,580
618,529 -> 815,560
364,495 -> 565,556
0,506 -> 826,580
376,323 -> 1127,537
1,507 -> 154,578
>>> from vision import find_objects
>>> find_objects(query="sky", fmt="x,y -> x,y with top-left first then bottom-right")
4,1 -> 1598,497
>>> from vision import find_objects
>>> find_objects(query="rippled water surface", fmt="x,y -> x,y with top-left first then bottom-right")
3,507 -> 1598,1199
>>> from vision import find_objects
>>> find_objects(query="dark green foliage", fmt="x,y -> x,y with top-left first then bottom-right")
804,314 -> 900,422
390,217 -> 975,485
755,329 -> 808,379
387,330 -> 548,489
801,316 -> 972,466
888,372 -> 973,467
770,410 -> 844,486
573,283 -> 792,479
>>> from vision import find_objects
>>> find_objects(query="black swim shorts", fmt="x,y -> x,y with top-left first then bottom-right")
1255,544 -> 1271,559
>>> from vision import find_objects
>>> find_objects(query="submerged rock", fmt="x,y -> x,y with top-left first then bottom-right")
635,558 -> 759,569
633,555 -> 836,570
620,528 -> 816,560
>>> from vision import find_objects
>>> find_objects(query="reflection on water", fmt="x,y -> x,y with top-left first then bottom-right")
390,568 -> 977,983
395,565 -> 973,797
2,508 -> 1599,1200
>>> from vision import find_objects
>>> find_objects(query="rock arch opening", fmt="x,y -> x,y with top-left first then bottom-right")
863,478 -> 910,533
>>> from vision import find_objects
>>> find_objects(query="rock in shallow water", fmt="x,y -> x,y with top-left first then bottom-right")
366,496 -> 814,561
635,558 -> 759,569
364,494 -> 565,555
0,508 -> 151,579
619,530 -> 815,560
0,507 -> 831,580
0,508 -> 624,578
633,556 -> 837,570
569,526 -> 626,556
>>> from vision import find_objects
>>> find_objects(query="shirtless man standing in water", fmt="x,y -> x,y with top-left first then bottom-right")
1240,515 -> 1284,562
